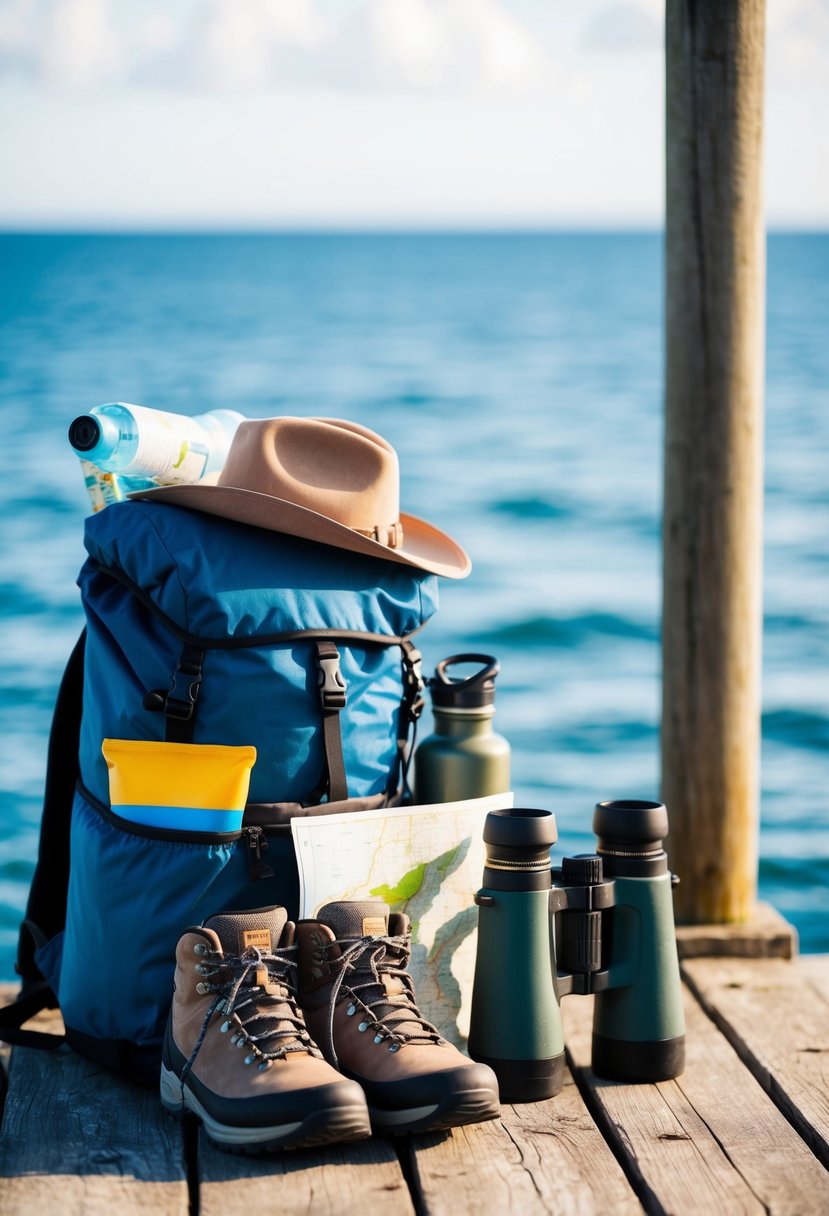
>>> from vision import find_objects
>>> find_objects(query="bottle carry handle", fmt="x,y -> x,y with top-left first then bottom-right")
433,654 -> 500,691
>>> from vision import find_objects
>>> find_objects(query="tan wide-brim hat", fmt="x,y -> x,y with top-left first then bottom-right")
127,416 -> 471,580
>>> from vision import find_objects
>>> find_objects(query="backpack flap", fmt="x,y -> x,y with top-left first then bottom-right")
78,500 -> 439,807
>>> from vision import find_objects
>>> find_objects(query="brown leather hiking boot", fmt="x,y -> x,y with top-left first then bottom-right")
295,900 -> 501,1134
160,905 -> 371,1152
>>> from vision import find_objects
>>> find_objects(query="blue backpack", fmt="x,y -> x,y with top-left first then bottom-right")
3,500 -> 438,1082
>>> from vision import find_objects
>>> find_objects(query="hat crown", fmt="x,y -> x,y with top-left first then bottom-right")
219,417 -> 401,537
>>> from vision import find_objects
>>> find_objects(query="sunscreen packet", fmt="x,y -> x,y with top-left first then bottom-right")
102,739 -> 256,832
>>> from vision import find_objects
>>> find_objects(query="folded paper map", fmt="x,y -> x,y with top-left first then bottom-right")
290,792 -> 514,1046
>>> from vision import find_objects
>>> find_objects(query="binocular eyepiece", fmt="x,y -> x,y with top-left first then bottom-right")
480,807 -> 557,890
468,800 -> 685,1104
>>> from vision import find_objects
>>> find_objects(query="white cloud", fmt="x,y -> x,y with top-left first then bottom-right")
0,0 -> 35,59
767,0 -> 829,79
180,0 -> 329,91
0,0 -> 551,96
0,0 -> 125,88
582,1 -> 662,52
38,0 -> 122,89
332,0 -> 549,95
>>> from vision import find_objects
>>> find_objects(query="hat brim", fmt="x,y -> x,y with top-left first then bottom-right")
126,483 -> 472,580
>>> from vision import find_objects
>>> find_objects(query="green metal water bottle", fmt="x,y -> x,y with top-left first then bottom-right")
413,654 -> 511,803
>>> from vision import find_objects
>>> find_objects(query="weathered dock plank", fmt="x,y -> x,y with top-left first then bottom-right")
0,989 -> 414,1216
682,955 -> 829,1168
561,973 -> 829,1215
197,1127 -> 415,1216
799,954 -> 829,1004
0,1036 -> 189,1216
3,962 -> 829,1215
403,1069 -> 642,1215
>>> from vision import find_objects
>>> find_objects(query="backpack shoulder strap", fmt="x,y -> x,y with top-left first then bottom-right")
17,627 -> 86,981
0,983 -> 64,1050
0,629 -> 86,1052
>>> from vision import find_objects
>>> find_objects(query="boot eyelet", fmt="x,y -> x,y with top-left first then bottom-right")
258,1060 -> 270,1071
373,1033 -> 384,1044
346,1004 -> 357,1016
194,943 -> 208,956
220,1020 -> 232,1033
244,1053 -> 257,1065
236,1038 -> 247,1049
358,1021 -> 369,1033
389,1043 -> 401,1053
196,982 -> 212,995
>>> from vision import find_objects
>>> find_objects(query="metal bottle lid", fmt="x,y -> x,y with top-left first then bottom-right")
428,654 -> 500,709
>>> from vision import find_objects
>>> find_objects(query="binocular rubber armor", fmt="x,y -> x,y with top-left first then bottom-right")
467,801 -> 686,1103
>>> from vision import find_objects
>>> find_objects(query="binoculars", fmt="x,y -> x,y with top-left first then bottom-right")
467,800 -> 685,1103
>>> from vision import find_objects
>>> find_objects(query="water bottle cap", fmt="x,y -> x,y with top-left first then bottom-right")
68,414 -> 103,453
429,654 -> 500,709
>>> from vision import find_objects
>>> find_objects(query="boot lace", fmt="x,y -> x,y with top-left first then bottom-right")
322,931 -> 444,1068
182,942 -> 321,1081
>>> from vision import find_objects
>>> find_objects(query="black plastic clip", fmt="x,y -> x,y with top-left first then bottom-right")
317,647 -> 347,712
143,644 -> 205,741
167,646 -> 204,720
401,643 -> 426,721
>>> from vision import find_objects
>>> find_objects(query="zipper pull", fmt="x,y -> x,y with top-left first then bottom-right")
244,826 -> 274,881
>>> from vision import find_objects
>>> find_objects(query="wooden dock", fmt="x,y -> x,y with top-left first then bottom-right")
2,948 -> 828,1215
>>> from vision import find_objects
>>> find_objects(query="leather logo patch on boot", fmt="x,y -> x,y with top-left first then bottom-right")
362,916 -> 387,936
242,927 -> 272,951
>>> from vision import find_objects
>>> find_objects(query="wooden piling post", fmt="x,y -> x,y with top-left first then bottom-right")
661,0 -> 767,923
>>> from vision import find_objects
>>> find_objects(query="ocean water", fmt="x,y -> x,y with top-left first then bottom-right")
0,231 -> 826,977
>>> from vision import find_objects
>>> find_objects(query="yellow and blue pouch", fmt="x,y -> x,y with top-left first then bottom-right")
102,739 -> 256,832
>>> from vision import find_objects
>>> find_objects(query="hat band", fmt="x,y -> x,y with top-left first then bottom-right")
353,521 -> 404,550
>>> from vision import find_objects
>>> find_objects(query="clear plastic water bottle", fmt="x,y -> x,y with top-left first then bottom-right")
68,403 -> 245,486
413,654 -> 511,803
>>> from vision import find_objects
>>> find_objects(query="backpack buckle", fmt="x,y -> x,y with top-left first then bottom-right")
167,654 -> 203,716
143,645 -> 204,725
318,654 -> 347,712
402,645 -> 425,720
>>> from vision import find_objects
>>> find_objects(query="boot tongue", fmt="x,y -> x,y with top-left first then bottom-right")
317,900 -> 435,1039
203,905 -> 288,956
316,899 -> 389,940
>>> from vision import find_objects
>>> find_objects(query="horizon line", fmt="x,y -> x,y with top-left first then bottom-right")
1,223 -> 827,237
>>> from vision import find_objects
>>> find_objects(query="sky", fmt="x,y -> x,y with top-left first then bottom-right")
0,0 -> 827,229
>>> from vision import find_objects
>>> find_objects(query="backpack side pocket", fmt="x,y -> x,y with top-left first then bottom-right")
58,786 -> 294,1083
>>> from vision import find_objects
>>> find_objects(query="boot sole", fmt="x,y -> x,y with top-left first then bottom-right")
369,1087 -> 501,1136
160,1064 -> 372,1152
